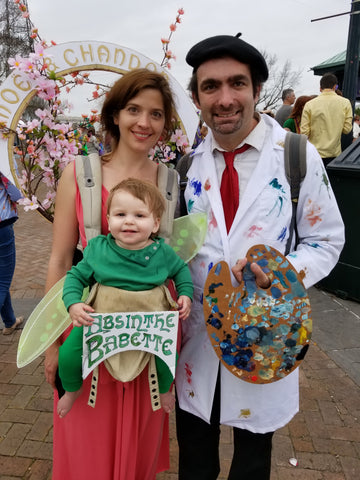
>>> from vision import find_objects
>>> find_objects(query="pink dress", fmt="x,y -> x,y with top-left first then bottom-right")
52,179 -> 169,480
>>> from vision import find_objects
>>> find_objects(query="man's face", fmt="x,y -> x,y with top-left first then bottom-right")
193,57 -> 260,149
288,91 -> 296,105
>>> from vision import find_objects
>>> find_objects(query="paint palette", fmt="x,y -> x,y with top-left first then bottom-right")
203,244 -> 312,384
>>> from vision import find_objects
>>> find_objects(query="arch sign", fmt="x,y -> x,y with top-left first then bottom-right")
0,41 -> 198,185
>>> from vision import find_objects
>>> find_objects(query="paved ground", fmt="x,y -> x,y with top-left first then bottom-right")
1,208 -> 360,479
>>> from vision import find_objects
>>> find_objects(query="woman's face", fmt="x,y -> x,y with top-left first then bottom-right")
114,88 -> 165,153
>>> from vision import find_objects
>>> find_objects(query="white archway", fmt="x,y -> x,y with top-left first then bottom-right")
0,41 -> 198,185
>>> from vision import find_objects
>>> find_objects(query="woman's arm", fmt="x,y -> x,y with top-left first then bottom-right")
44,162 -> 79,387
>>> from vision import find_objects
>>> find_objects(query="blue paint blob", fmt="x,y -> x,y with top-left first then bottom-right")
211,332 -> 220,342
277,226 -> 287,241
215,263 -> 222,275
271,286 -> 282,299
308,242 -> 321,249
208,316 -> 223,329
273,270 -> 288,289
190,179 -> 202,196
270,178 -> 284,191
286,269 -> 297,283
207,282 -> 223,295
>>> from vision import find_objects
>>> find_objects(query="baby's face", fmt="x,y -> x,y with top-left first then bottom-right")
107,190 -> 160,250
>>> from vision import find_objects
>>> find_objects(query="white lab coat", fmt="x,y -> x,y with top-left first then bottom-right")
175,114 -> 345,433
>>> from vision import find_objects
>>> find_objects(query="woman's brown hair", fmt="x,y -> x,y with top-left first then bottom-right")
101,69 -> 176,152
289,95 -> 314,120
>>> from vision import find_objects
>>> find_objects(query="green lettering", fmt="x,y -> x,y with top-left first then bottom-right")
103,314 -> 114,330
142,333 -> 152,348
166,313 -> 176,329
118,332 -> 130,348
130,314 -> 142,329
143,314 -> 154,329
85,314 -> 103,337
103,335 -> 117,354
85,335 -> 104,368
162,339 -> 173,356
115,314 -> 124,329
152,334 -> 163,352
131,332 -> 141,347
155,313 -> 170,332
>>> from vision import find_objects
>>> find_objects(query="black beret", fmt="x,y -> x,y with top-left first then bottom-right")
186,34 -> 268,82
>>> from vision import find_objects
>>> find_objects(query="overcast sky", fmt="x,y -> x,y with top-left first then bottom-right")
27,0 -> 351,114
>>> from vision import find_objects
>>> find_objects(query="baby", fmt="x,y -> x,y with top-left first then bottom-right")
57,178 -> 193,417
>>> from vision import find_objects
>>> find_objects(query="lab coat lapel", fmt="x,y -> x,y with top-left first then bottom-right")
192,138 -> 230,259
229,130 -> 284,233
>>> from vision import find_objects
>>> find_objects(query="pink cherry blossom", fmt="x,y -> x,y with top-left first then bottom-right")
19,196 -> 39,211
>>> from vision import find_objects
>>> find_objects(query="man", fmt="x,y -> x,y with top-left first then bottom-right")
175,34 -> 344,480
275,88 -> 296,126
300,72 -> 353,166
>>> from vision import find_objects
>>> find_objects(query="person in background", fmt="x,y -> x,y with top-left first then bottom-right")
0,173 -> 23,335
353,114 -> 360,141
275,88 -> 296,126
44,68 -> 179,480
175,33 -> 344,480
300,72 -> 353,166
283,95 -> 315,133
85,127 -> 101,154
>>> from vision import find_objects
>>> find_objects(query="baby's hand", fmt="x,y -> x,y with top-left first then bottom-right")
177,295 -> 192,321
69,303 -> 95,327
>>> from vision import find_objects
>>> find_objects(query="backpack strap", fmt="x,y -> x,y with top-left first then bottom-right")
75,153 -> 102,242
284,132 -> 307,255
176,152 -> 194,217
157,162 -> 179,244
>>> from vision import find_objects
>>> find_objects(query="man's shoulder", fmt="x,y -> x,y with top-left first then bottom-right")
275,104 -> 288,115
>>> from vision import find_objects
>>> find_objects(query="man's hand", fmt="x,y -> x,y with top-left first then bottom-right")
231,259 -> 271,289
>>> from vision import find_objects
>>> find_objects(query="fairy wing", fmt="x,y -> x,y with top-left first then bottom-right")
169,213 -> 207,262
17,277 -> 71,368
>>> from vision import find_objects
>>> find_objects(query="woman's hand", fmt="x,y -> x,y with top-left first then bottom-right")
44,341 -> 61,388
231,259 -> 271,289
69,303 -> 95,327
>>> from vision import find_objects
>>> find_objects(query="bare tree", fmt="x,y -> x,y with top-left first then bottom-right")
257,52 -> 302,111
0,0 -> 34,81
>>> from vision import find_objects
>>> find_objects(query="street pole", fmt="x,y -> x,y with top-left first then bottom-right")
342,0 -> 360,148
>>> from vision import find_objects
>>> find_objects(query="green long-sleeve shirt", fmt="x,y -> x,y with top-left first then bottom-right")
62,234 -> 193,394
63,234 -> 193,310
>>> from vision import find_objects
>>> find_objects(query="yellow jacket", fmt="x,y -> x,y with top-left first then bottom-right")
300,90 -> 353,158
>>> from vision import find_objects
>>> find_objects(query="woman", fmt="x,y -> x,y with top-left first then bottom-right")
283,95 -> 314,133
45,69 -> 178,480
0,173 -> 23,335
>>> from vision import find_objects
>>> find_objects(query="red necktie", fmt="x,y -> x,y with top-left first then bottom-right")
220,144 -> 251,232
